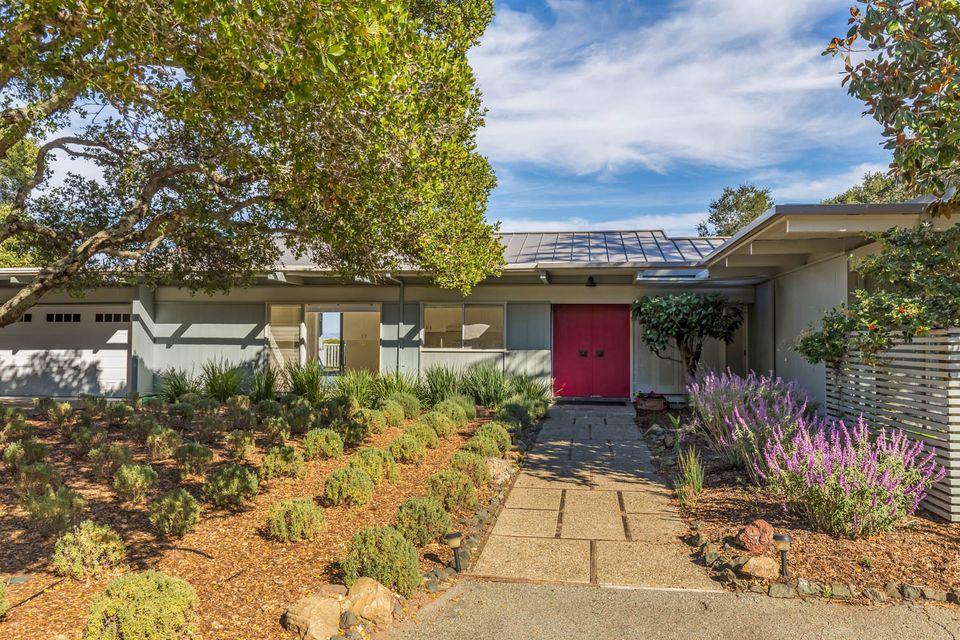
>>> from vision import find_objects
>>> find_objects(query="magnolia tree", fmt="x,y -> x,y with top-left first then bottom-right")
0,0 -> 502,326
631,293 -> 744,378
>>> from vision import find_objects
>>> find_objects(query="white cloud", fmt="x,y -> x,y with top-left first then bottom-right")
471,0 -> 871,175
496,211 -> 707,236
766,162 -> 890,201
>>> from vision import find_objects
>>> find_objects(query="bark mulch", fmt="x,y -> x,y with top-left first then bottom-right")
0,412 -> 490,639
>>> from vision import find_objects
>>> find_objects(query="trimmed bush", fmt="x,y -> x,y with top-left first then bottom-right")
105,402 -> 135,427
82,570 -> 198,640
149,489 -> 200,538
146,427 -> 182,460
127,414 -> 160,441
72,425 -> 108,454
16,461 -> 62,498
173,442 -> 213,477
447,394 -> 477,420
167,401 -> 195,427
284,404 -> 315,436
406,421 -> 440,449
192,414 -> 222,443
260,445 -> 305,481
381,400 -> 405,428
395,497 -> 450,546
341,526 -> 421,596
25,486 -> 85,532
113,464 -> 158,503
205,464 -> 259,509
427,470 -> 477,512
141,396 -> 166,414
463,434 -> 499,458
421,411 -> 455,438
262,416 -> 290,445
89,444 -> 133,478
225,429 -> 255,462
80,394 -> 108,416
356,408 -> 387,435
388,434 -> 426,464
178,392 -> 202,406
266,497 -> 326,542
52,520 -> 126,579
47,401 -> 75,433
434,399 -> 468,427
384,392 -> 420,419
303,428 -> 343,460
450,450 -> 490,487
349,448 -> 398,485
324,467 -> 375,507
3,439 -> 47,470
497,399 -> 532,430
334,415 -> 370,448
257,398 -> 283,420
2,411 -> 35,443
475,421 -> 512,452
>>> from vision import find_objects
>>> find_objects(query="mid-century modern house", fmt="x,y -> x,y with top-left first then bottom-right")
0,202 -> 957,519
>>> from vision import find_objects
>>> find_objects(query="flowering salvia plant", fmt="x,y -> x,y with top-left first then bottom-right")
759,415 -> 945,538
687,370 -> 808,482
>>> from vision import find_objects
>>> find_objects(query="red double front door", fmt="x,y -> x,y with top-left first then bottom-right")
552,304 -> 631,398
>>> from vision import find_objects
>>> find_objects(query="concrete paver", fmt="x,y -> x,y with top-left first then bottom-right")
503,487 -> 562,510
470,535 -> 591,583
491,508 -> 559,538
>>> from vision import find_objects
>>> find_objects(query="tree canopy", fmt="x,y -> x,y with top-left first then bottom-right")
632,294 -> 744,378
823,171 -> 915,204
697,184 -> 772,237
0,0 -> 501,326
828,1 -> 960,204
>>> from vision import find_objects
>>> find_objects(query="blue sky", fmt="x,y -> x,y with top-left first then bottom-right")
471,0 -> 889,235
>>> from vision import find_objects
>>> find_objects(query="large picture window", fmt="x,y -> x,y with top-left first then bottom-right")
423,304 -> 505,350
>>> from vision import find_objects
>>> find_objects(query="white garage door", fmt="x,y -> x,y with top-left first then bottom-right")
0,304 -> 131,397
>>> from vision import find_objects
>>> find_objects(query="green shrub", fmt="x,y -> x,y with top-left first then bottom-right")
266,497 -> 326,542
381,399 -> 405,428
303,428 -> 343,460
406,421 -> 440,448
25,486 -> 85,532
463,434 -> 499,458
250,365 -> 280,404
205,464 -> 259,510
158,368 -> 202,403
224,394 -> 251,424
341,526 -> 421,597
423,365 -> 462,407
105,402 -> 134,427
71,424 -> 106,454
113,464 -> 158,503
427,470 -> 477,512
16,461 -> 62,498
450,450 -> 490,487
285,360 -> 328,405
141,395 -> 166,414
324,467 -> 375,507
260,445 -> 305,480
256,398 -> 283,420
149,489 -> 200,538
89,444 -> 133,478
225,429 -> 256,462
262,415 -> 290,445
434,399 -> 468,427
336,369 -> 377,407
395,497 -> 450,546
3,438 -> 47,470
173,442 -> 213,477
80,394 -> 108,416
193,414 -> 224,443
446,394 -> 477,420
384,392 -> 420,419
388,434 -> 426,464
475,421 -> 512,452
323,395 -> 361,423
284,404 -> 315,436
167,401 -> 195,428
47,401 -> 75,432
52,520 -> 126,579
508,375 -> 553,418
349,448 -> 398,485
497,399 -> 532,430
127,414 -> 159,441
356,408 -> 387,435
334,415 -> 370,448
146,427 -> 182,460
462,363 -> 510,409
201,359 -> 246,402
192,397 -> 220,416
82,570 -> 198,640
421,411 -> 454,438
673,447 -> 704,508
375,371 -> 422,403
2,411 -> 34,443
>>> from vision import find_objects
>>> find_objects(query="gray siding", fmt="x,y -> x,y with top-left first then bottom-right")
420,351 -> 504,373
505,303 -> 552,381
748,280 -> 775,375
380,303 -> 421,375
150,302 -> 266,382
131,285 -> 156,393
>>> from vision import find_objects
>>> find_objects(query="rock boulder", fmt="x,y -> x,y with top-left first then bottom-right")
347,577 -> 397,627
739,556 -> 780,580
282,594 -> 341,640
734,519 -> 774,553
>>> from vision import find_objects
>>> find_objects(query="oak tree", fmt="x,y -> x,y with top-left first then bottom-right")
697,184 -> 772,237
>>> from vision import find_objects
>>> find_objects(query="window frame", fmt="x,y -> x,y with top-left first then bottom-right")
420,302 -> 507,353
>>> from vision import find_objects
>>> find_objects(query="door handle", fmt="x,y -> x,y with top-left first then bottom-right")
596,349 -> 604,358
578,349 -> 588,357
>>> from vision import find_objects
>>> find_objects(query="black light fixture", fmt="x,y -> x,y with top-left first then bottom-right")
444,531 -> 464,572
773,533 -> 792,578
585,276 -> 597,288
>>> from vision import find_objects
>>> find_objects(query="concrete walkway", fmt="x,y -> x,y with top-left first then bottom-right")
471,404 -> 716,590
